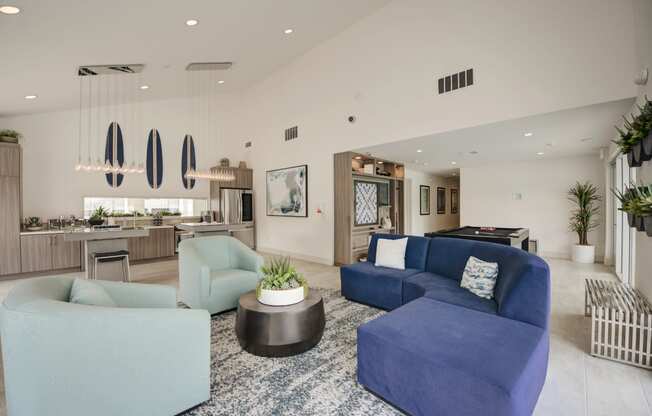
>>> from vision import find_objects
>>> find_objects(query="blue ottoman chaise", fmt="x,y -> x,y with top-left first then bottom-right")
341,234 -> 550,416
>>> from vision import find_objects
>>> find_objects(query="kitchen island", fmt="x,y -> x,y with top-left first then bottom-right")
177,222 -> 255,249
65,227 -> 150,280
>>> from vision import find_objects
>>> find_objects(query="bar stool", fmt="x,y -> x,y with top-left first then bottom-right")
90,250 -> 131,282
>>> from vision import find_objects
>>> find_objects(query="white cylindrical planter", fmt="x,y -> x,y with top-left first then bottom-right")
257,287 -> 305,306
571,245 -> 595,264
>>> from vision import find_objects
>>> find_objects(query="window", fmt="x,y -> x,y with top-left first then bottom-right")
83,197 -> 208,218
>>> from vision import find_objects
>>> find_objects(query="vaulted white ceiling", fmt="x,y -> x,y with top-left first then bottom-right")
0,0 -> 390,116
356,98 -> 636,176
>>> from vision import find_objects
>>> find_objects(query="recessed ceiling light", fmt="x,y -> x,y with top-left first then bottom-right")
284,28 -> 294,34
217,80 -> 225,84
524,132 -> 533,137
377,161 -> 383,164
0,5 -> 20,14
451,161 -> 457,165
416,149 -> 423,153
139,85 -> 149,90
24,95 -> 37,100
536,152 -> 545,156
185,19 -> 198,27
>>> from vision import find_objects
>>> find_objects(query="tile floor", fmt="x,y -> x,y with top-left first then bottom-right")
0,255 -> 650,415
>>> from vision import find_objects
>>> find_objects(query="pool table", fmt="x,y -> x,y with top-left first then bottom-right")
425,226 -> 530,250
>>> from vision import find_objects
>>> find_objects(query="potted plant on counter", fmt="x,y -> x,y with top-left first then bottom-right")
568,182 -> 601,263
88,206 -> 109,227
0,129 -> 22,144
256,257 -> 308,306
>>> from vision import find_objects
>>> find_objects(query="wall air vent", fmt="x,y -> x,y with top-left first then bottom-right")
285,126 -> 298,142
437,68 -> 474,94
77,64 -> 144,76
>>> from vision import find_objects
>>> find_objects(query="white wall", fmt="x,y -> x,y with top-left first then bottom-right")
1,94 -> 243,219
460,156 -> 606,260
228,0 -> 637,264
404,169 -> 459,236
0,0 -> 641,265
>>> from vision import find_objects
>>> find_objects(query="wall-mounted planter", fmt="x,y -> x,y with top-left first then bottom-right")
633,140 -> 652,163
627,212 -> 636,228
644,216 -> 652,237
628,144 -> 643,167
635,215 -> 646,232
643,132 -> 652,161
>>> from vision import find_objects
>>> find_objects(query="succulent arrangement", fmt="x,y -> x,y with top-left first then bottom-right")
613,96 -> 652,159
257,257 -> 308,296
89,206 -> 110,225
568,182 -> 601,246
613,183 -> 652,233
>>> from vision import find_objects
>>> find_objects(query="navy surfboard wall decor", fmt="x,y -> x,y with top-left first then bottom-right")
181,134 -> 196,190
146,128 -> 164,189
104,121 -> 125,188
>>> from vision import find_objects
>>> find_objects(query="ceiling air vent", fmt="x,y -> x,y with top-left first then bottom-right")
245,141 -> 252,148
437,68 -> 474,94
285,126 -> 298,142
185,62 -> 233,71
77,64 -> 145,76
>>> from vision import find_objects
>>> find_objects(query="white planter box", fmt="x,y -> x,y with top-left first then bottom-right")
571,244 -> 595,264
257,287 -> 305,306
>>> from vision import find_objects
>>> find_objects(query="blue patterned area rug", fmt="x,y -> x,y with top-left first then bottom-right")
183,289 -> 402,416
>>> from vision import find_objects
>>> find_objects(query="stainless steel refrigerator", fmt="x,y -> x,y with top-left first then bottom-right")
219,189 -> 255,248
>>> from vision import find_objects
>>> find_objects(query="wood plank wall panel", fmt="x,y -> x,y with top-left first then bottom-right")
0,143 -> 20,177
333,152 -> 353,265
51,235 -> 81,269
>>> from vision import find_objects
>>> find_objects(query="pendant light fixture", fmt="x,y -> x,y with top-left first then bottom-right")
75,64 -> 145,175
183,62 -> 234,182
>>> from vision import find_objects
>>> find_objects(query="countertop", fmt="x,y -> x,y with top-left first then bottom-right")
20,225 -> 174,236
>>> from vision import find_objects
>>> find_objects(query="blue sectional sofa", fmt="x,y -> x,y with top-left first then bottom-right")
341,234 -> 550,416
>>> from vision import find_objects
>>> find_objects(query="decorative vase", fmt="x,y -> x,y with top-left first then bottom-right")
644,216 -> 652,237
0,136 -> 18,144
571,244 -> 595,264
629,146 -> 643,167
257,287 -> 306,306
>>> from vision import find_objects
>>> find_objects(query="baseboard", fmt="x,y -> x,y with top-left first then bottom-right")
539,250 -> 605,264
257,246 -> 333,266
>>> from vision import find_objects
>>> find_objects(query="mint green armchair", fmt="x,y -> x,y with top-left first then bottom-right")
179,236 -> 264,314
0,277 -> 210,416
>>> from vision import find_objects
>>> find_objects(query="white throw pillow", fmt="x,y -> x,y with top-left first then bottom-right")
375,238 -> 408,270
460,256 -> 499,299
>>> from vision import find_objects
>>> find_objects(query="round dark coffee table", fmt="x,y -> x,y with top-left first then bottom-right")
235,290 -> 325,357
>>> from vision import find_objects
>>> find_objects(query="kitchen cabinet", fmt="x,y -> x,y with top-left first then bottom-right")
0,143 -> 20,177
128,228 -> 175,261
20,234 -> 81,273
51,234 -> 81,269
0,176 -> 21,275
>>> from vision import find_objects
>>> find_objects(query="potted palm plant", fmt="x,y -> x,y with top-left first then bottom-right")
256,257 -> 308,306
568,182 -> 601,263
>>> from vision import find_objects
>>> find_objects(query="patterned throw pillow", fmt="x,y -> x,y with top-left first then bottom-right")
460,256 -> 499,299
